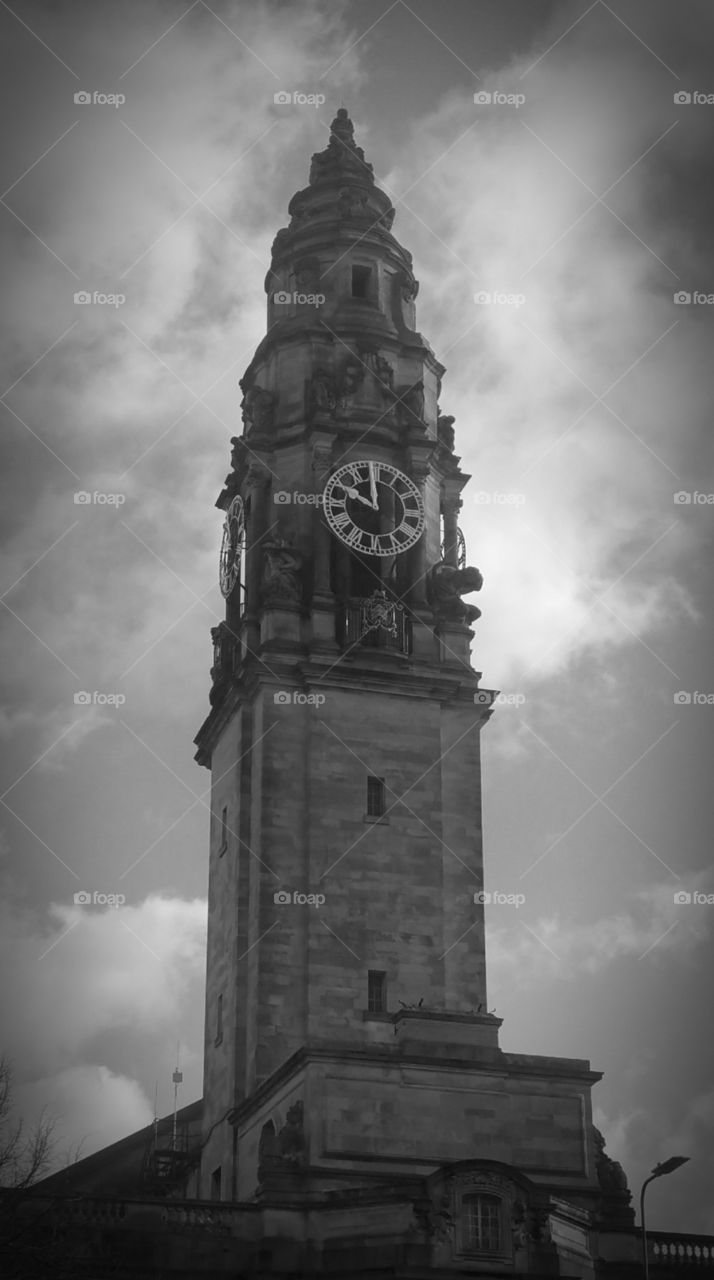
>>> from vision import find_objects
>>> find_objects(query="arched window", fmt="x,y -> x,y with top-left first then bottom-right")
462,1192 -> 502,1253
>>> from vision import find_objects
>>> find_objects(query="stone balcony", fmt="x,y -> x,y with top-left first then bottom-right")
5,1189 -> 714,1277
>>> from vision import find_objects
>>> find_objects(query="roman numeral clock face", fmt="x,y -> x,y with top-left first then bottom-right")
323,460 -> 425,556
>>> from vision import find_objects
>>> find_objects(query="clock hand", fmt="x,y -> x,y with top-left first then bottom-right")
368,462 -> 378,510
337,484 -> 375,510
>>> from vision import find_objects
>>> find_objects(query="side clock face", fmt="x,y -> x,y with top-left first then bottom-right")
323,460 -> 425,556
219,495 -> 245,599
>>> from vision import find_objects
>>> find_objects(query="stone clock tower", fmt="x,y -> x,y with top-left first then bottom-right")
191,110 -> 632,1272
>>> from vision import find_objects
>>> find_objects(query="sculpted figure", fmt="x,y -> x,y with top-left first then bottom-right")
261,539 -> 303,604
401,380 -> 424,422
337,358 -> 364,406
309,367 -> 337,413
437,414 -> 456,450
242,386 -> 275,435
375,355 -> 395,396
429,561 -> 483,625
277,1101 -> 306,1163
593,1127 -> 630,1192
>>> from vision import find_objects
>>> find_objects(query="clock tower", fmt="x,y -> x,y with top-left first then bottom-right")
193,110 -> 620,1266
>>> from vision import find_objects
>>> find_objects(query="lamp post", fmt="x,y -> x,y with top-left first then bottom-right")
640,1156 -> 690,1280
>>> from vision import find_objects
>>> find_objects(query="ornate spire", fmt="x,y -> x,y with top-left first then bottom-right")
308,107 -> 374,189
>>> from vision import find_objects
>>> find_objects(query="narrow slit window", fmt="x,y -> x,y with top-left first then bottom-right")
211,1166 -> 222,1200
368,969 -> 386,1013
366,775 -> 385,818
215,993 -> 223,1044
219,805 -> 228,854
351,264 -> 371,298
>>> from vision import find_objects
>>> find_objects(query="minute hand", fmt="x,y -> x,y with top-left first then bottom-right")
369,463 -> 379,510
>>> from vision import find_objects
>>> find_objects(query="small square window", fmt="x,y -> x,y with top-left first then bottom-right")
219,805 -> 228,855
351,265 -> 371,298
368,970 -> 386,1013
215,993 -> 223,1045
366,775 -> 386,818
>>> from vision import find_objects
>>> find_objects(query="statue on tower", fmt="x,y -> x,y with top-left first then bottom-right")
261,539 -> 303,605
428,561 -> 483,625
241,383 -> 276,436
437,414 -> 456,451
309,366 -> 337,415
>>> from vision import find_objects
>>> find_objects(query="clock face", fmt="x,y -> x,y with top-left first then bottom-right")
323,460 -> 425,556
219,495 -> 245,599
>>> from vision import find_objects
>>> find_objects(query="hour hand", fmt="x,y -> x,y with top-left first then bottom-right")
339,484 -> 374,509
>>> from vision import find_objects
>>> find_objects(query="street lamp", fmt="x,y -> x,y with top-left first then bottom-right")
640,1157 -> 690,1280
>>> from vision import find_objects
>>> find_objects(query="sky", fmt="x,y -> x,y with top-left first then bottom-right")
1,0 -> 713,1233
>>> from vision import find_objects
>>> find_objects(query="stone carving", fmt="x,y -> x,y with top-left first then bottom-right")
295,257 -> 321,292
377,206 -> 396,231
530,1210 -> 552,1244
246,461 -> 272,490
309,367 -> 337,414
309,108 -> 374,187
413,1192 -> 453,1242
276,1101 -> 306,1164
437,414 -> 455,450
429,562 -> 483,625
457,1171 -> 512,1193
375,354 -> 394,397
311,442 -> 333,477
338,186 -> 369,220
270,227 -> 291,260
229,435 -> 247,471
400,380 -> 425,423
511,1199 -> 529,1250
288,198 -> 311,226
258,1102 -> 306,1173
242,385 -> 276,436
337,357 -> 364,406
258,1121 -> 278,1166
361,590 -> 403,638
261,539 -> 303,605
397,270 -> 419,304
593,1127 -> 629,1192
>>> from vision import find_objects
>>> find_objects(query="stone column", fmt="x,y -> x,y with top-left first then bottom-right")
310,439 -> 339,651
442,496 -> 460,568
243,461 -> 272,660
407,459 -> 437,661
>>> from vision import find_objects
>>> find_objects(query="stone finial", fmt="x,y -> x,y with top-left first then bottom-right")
309,108 -> 373,187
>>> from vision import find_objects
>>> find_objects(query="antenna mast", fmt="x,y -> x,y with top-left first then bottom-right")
172,1042 -> 182,1151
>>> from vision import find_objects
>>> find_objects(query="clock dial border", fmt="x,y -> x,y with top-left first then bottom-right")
219,494 -> 245,599
323,460 -> 425,558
